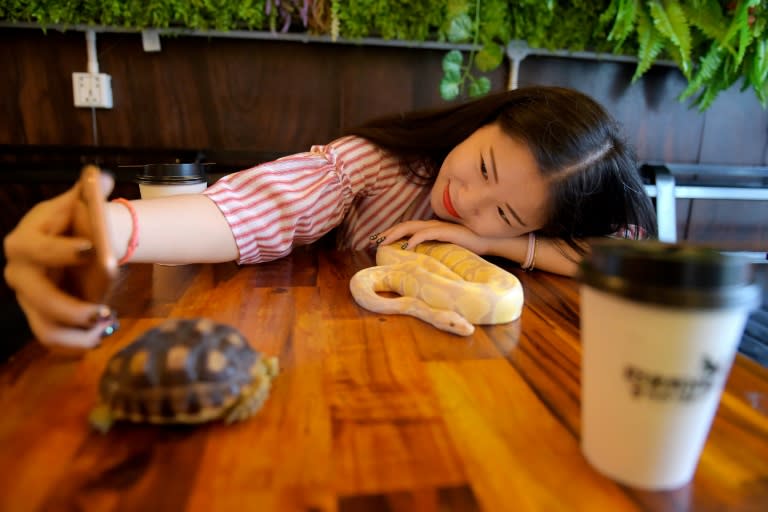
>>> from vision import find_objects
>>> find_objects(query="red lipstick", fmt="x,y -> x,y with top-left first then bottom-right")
443,183 -> 461,219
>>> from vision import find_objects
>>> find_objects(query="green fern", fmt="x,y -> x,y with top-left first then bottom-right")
681,0 -> 725,43
693,53 -> 741,109
751,39 -> 768,90
606,0 -> 638,50
735,2 -> 758,67
679,42 -> 725,100
647,0 -> 692,77
633,9 -> 666,81
606,0 -> 767,109
723,0 -> 754,45
736,23 -> 752,67
598,0 -> 619,28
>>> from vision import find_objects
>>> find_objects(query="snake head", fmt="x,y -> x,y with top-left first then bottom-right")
427,310 -> 475,336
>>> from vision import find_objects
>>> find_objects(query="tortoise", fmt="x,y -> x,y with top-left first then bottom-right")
89,318 -> 279,433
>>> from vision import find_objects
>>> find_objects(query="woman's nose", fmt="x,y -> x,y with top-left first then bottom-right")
460,185 -> 491,215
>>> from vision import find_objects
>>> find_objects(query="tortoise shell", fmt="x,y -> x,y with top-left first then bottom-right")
90,318 -> 279,432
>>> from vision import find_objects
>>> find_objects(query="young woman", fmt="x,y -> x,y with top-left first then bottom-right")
3,86 -> 656,348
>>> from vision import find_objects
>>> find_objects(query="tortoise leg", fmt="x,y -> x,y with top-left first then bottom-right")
224,380 -> 272,424
263,356 -> 280,378
89,403 -> 115,433
224,359 -> 279,424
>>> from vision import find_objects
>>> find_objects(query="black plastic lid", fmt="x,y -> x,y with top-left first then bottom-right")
578,239 -> 761,309
132,163 -> 212,184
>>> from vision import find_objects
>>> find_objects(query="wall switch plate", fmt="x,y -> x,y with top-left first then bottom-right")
72,72 -> 113,108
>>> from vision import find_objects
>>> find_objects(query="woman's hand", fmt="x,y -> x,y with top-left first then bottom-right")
3,173 -> 116,350
375,219 -> 492,254
375,219 -> 581,276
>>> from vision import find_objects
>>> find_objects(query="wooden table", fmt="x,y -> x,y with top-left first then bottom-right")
1,245 -> 767,511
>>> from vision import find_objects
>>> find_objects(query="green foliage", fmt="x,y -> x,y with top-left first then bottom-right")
440,48 -> 491,101
1,0 -> 766,109
601,0 -> 767,110
507,0 -> 614,52
0,0 -> 268,30
437,0 -> 503,100
335,0 -> 446,41
633,8 -> 667,80
438,0 -> 616,100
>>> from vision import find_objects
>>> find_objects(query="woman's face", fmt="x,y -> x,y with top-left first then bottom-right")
431,122 -> 550,238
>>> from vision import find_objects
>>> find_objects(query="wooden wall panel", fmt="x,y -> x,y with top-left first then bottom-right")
63,34 -> 342,152
519,57 -> 705,163
2,27 -> 765,164
338,45 -> 452,129
697,84 -> 768,166
0,29 -> 89,145
1,29 -> 477,154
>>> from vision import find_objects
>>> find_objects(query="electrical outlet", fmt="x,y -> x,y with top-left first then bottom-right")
72,72 -> 113,108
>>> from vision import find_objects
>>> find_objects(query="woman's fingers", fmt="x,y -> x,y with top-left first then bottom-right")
4,231 -> 94,267
3,181 -> 94,266
2,169 -> 118,350
3,168 -> 113,267
7,264 -> 111,328
20,298 -> 108,350
373,220 -> 436,246
402,227 -> 451,249
374,220 -> 485,253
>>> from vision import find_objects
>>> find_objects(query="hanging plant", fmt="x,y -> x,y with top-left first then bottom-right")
600,0 -> 767,110
438,0 -> 509,100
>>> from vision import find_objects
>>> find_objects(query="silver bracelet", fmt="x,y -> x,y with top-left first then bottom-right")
521,232 -> 537,271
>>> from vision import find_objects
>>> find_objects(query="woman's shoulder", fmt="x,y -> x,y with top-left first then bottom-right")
310,135 -> 415,176
310,135 -> 386,158
308,135 -> 433,189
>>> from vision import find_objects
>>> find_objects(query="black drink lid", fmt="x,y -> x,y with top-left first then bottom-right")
578,239 -> 761,309
134,163 -> 211,184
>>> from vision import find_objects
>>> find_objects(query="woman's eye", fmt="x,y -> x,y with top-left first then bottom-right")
497,206 -> 511,226
480,159 -> 488,180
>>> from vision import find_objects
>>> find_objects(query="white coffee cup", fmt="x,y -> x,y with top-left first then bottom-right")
135,163 -> 209,199
578,240 -> 760,490
138,180 -> 207,198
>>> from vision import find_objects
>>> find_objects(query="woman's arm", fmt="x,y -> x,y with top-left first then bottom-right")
483,236 -> 583,277
107,195 -> 238,264
4,136 -> 385,349
378,219 -> 584,277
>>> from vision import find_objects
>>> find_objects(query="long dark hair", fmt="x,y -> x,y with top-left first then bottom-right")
347,86 -> 657,253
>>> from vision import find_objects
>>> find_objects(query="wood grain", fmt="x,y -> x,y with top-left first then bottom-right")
0,245 -> 766,511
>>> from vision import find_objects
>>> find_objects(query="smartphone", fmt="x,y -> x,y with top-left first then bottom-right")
66,165 -> 118,303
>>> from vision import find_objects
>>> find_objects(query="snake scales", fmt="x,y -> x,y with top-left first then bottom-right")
349,241 -> 524,335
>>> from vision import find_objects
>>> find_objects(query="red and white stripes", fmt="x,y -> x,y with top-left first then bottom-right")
204,136 -> 434,264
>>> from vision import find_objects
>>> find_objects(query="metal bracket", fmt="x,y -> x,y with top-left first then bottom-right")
505,40 -> 531,90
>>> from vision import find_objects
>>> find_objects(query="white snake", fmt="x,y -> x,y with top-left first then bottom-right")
349,241 -> 524,336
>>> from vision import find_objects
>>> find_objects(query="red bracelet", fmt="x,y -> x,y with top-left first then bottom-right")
111,198 -> 139,265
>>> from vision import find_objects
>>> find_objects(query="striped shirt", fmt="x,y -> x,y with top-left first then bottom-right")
204,135 -> 647,265
204,136 -> 434,264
